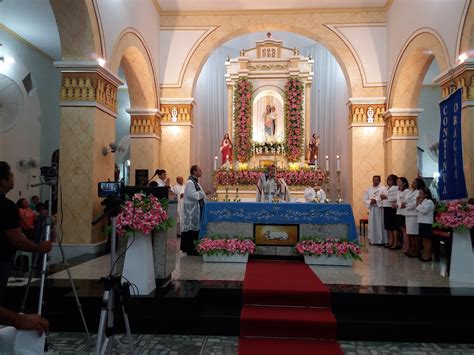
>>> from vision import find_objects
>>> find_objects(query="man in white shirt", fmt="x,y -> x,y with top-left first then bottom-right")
363,175 -> 387,245
155,169 -> 170,188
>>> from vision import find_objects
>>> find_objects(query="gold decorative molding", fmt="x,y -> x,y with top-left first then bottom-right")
130,114 -> 161,135
348,104 -> 385,124
440,71 -> 474,100
161,104 -> 193,123
387,117 -> 418,137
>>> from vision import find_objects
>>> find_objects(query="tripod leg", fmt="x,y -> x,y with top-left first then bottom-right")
95,290 -> 110,355
20,252 -> 39,313
61,259 -> 92,343
117,284 -> 134,355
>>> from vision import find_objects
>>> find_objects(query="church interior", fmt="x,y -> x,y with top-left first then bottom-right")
0,0 -> 474,353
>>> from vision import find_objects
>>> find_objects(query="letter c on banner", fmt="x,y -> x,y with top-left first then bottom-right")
443,106 -> 448,115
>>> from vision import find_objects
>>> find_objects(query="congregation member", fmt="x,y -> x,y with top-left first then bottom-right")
363,175 -> 387,245
402,178 -> 426,257
29,195 -> 40,211
380,174 -> 399,249
0,306 -> 49,334
180,165 -> 206,255
0,162 -> 52,305
396,177 -> 410,253
303,185 -> 326,203
416,187 -> 435,262
16,198 -> 36,240
256,165 -> 290,202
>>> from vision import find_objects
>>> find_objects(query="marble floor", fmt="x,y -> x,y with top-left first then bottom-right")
43,235 -> 474,290
44,333 -> 474,354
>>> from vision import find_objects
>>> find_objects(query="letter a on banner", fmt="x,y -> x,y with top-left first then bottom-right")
437,88 -> 467,200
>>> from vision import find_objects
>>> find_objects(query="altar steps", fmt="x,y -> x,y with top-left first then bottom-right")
4,279 -> 474,343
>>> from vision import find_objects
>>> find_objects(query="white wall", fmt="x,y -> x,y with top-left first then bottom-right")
0,29 -> 60,201
387,0 -> 467,81
97,0 -> 160,94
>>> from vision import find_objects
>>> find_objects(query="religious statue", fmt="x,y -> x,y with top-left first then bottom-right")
308,133 -> 320,164
263,105 -> 278,137
220,133 -> 233,165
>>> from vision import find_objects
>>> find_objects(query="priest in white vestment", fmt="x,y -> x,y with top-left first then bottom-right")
256,165 -> 290,202
363,175 -> 387,245
303,185 -> 327,203
180,166 -> 206,255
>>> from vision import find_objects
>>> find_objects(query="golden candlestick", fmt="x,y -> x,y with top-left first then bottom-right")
233,187 -> 241,202
336,171 -> 343,203
325,171 -> 332,203
224,187 -> 230,202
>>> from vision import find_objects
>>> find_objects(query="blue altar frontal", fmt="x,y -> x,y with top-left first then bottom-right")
199,202 -> 358,241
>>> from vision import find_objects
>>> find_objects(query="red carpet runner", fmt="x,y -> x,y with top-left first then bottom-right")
238,260 -> 343,355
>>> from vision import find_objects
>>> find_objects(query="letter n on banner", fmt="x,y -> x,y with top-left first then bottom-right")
438,88 -> 467,200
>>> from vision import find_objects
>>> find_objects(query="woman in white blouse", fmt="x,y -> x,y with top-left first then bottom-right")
396,177 -> 409,253
402,177 -> 426,257
416,187 -> 435,262
380,174 -> 399,249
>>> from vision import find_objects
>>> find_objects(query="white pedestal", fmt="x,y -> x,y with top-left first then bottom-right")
449,229 -> 474,284
122,232 -> 156,295
203,254 -> 249,263
304,255 -> 352,266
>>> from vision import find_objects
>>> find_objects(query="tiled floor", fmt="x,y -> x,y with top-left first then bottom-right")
44,332 -> 474,354
43,235 -> 474,289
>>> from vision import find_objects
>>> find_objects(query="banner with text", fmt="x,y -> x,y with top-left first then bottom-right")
438,88 -> 467,200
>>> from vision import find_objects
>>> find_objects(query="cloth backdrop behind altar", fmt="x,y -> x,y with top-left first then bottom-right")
193,32 -> 349,194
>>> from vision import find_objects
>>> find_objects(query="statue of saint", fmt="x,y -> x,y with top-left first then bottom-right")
263,105 -> 273,137
308,133 -> 320,164
269,106 -> 277,136
220,133 -> 233,165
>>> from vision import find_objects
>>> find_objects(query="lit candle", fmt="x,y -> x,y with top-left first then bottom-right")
214,156 -> 218,171
226,157 -> 230,172
314,159 -> 318,170
336,155 -> 340,172
325,155 -> 329,171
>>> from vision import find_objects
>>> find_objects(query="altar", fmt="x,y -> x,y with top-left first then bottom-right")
199,202 -> 358,256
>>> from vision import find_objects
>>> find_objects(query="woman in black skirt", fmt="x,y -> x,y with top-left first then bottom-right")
381,174 -> 399,249
416,187 -> 435,262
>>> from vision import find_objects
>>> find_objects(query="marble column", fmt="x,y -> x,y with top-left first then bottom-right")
54,61 -> 122,244
127,109 -> 161,185
347,98 -> 386,222
435,59 -> 474,196
160,98 -> 195,181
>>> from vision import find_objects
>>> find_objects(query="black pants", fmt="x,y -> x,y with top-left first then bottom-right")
180,230 -> 199,255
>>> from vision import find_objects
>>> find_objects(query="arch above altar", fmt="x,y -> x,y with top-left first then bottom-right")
225,35 -> 314,169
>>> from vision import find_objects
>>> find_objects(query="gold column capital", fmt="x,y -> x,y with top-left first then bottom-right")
383,108 -> 423,139
54,61 -> 123,114
347,97 -> 386,125
434,59 -> 474,101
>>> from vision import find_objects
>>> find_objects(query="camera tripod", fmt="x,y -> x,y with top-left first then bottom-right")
92,199 -> 134,355
21,178 -> 91,344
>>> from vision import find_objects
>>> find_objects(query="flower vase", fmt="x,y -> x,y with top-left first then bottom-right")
449,229 -> 474,283
122,232 -> 156,295
304,255 -> 352,266
203,253 -> 249,263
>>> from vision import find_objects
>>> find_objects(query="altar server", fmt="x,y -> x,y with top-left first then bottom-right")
171,176 -> 185,237
403,178 -> 426,257
256,165 -> 290,202
303,185 -> 326,203
363,175 -> 387,245
180,166 -> 206,255
380,174 -> 399,249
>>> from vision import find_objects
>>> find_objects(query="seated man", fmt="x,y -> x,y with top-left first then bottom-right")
256,165 -> 290,202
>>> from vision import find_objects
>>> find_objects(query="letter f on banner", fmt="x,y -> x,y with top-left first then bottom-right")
437,88 -> 467,200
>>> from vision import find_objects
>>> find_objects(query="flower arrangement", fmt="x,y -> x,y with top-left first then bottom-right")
234,78 -> 253,162
285,77 -> 304,162
213,168 -> 326,187
295,237 -> 362,261
434,199 -> 474,230
116,193 -> 174,237
196,235 -> 256,256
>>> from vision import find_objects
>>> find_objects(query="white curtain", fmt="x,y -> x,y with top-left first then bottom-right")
194,40 -> 349,197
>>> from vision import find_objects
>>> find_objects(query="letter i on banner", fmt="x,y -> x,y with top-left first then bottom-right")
437,88 -> 467,200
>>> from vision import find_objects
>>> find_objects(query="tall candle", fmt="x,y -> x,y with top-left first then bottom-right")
214,156 -> 218,170
336,155 -> 340,172
226,158 -> 230,172
325,155 -> 329,171
314,159 -> 318,170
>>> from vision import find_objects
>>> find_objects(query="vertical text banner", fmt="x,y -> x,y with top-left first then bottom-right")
438,88 -> 467,200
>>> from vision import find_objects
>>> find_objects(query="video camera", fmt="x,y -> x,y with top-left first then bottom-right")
98,181 -> 124,199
